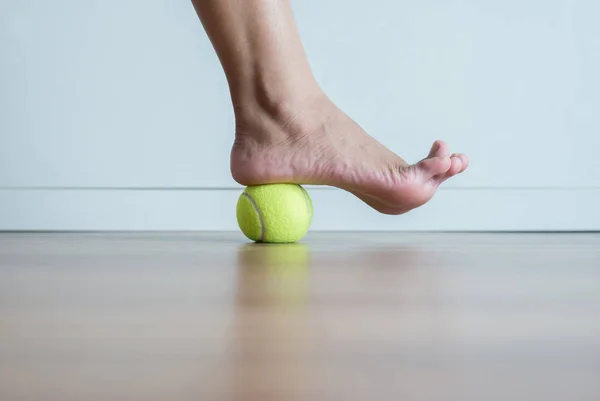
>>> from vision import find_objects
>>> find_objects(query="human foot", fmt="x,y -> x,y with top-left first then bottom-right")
230,92 -> 469,215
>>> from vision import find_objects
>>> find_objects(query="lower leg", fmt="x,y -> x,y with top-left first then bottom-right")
190,0 -> 320,119
191,0 -> 469,215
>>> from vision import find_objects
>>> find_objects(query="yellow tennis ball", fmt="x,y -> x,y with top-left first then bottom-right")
236,184 -> 313,243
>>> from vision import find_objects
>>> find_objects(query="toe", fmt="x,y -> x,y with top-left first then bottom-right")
417,156 -> 452,178
428,140 -> 449,158
446,155 -> 463,177
457,153 -> 469,173
451,153 -> 469,173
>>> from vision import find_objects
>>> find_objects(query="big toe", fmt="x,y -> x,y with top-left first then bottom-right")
427,140 -> 450,158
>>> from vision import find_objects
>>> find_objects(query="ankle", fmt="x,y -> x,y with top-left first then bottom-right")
232,74 -> 324,118
233,85 -> 328,141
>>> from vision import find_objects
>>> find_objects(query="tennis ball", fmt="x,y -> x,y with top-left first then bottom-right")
236,184 -> 313,243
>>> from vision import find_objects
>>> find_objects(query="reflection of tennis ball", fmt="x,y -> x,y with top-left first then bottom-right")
237,243 -> 310,305
238,243 -> 310,270
236,184 -> 313,243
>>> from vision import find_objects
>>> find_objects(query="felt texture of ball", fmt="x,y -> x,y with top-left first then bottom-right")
236,184 -> 313,243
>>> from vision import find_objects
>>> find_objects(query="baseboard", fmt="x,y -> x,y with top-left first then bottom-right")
0,188 -> 598,231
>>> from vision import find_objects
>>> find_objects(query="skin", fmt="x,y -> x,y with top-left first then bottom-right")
191,0 -> 469,215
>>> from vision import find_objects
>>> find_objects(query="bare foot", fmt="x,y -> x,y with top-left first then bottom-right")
230,92 -> 469,215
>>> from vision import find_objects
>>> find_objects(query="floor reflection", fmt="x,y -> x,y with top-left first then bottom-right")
230,243 -> 315,400
235,243 -> 311,307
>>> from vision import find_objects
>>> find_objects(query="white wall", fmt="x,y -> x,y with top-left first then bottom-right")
1,0 -> 599,230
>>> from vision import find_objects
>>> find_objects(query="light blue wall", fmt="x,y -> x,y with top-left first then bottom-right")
1,0 -> 599,230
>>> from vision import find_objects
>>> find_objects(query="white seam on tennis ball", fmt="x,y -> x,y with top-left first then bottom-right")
242,192 -> 265,241
300,186 -> 311,221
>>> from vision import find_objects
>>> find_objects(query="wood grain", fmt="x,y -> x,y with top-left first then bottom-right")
1,232 -> 599,401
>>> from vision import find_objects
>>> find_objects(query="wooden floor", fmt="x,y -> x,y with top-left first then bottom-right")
0,232 -> 599,401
